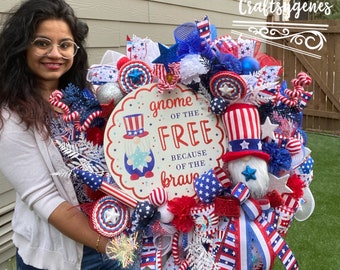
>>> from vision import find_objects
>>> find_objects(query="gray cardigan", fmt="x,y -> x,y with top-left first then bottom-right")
0,109 -> 83,270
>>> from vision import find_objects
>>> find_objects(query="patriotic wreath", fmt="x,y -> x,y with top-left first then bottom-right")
51,16 -> 315,270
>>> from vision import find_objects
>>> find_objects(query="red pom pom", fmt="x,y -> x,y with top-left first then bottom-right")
117,56 -> 130,70
286,174 -> 305,199
86,126 -> 104,145
266,190 -> 284,208
167,196 -> 197,232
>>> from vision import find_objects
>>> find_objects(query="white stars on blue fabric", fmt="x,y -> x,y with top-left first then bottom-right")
298,156 -> 314,174
73,168 -> 103,191
210,96 -> 228,115
136,201 -> 154,219
194,169 -> 223,203
240,140 -> 250,150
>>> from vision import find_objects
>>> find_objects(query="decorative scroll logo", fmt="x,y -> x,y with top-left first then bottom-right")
235,0 -> 333,58
231,21 -> 328,59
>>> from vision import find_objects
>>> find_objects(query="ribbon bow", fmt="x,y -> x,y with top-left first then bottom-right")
153,63 -> 181,92
215,182 -> 299,270
231,182 -> 262,220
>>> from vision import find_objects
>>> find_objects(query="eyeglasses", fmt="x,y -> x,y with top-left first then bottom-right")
30,37 -> 80,59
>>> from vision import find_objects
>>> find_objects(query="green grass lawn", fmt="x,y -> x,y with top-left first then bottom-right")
273,132 -> 340,269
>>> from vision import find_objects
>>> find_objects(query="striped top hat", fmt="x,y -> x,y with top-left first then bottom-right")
222,103 -> 270,162
123,113 -> 149,139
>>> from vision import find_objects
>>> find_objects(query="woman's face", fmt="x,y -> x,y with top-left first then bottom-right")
26,19 -> 75,88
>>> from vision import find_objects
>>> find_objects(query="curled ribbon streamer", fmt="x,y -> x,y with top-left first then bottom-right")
172,232 -> 181,265
276,72 -> 312,108
171,231 -> 190,269
76,110 -> 103,132
179,260 -> 189,270
277,95 -> 298,107
285,88 -> 301,99
49,90 -> 103,132
293,72 -> 312,87
156,238 -> 163,270
49,90 -> 70,114
63,111 -> 79,122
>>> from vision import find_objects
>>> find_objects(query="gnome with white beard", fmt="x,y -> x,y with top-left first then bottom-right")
123,113 -> 155,181
212,102 -> 300,270
222,103 -> 271,199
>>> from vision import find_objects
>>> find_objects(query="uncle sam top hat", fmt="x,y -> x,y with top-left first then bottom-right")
222,103 -> 270,162
123,113 -> 149,139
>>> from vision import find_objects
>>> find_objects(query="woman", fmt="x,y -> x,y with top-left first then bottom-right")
0,0 -> 122,269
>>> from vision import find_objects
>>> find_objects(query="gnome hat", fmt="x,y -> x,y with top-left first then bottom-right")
123,113 -> 149,139
222,103 -> 270,162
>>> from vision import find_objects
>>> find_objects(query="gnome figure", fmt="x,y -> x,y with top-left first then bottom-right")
213,103 -> 299,270
222,103 -> 271,199
123,113 -> 155,180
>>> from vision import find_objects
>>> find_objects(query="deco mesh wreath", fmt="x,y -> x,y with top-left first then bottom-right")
51,16 -> 315,270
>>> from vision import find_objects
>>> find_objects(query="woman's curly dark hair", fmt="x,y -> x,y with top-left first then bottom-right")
0,0 -> 90,137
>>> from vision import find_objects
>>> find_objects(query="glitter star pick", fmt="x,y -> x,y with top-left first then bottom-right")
152,43 -> 179,72
261,116 -> 279,139
268,173 -> 293,194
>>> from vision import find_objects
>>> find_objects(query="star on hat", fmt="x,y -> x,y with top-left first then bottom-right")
240,140 -> 250,150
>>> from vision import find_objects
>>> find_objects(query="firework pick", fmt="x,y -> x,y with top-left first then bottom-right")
73,168 -> 138,208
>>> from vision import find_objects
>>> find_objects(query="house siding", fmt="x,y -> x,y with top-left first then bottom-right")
0,0 -> 266,267
67,0 -> 265,65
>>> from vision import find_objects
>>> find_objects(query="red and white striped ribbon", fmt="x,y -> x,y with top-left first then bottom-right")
100,182 -> 138,208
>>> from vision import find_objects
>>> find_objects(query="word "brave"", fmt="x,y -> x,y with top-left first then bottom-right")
161,171 -> 199,188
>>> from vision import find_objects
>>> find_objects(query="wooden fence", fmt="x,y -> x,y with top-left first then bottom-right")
266,19 -> 340,135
